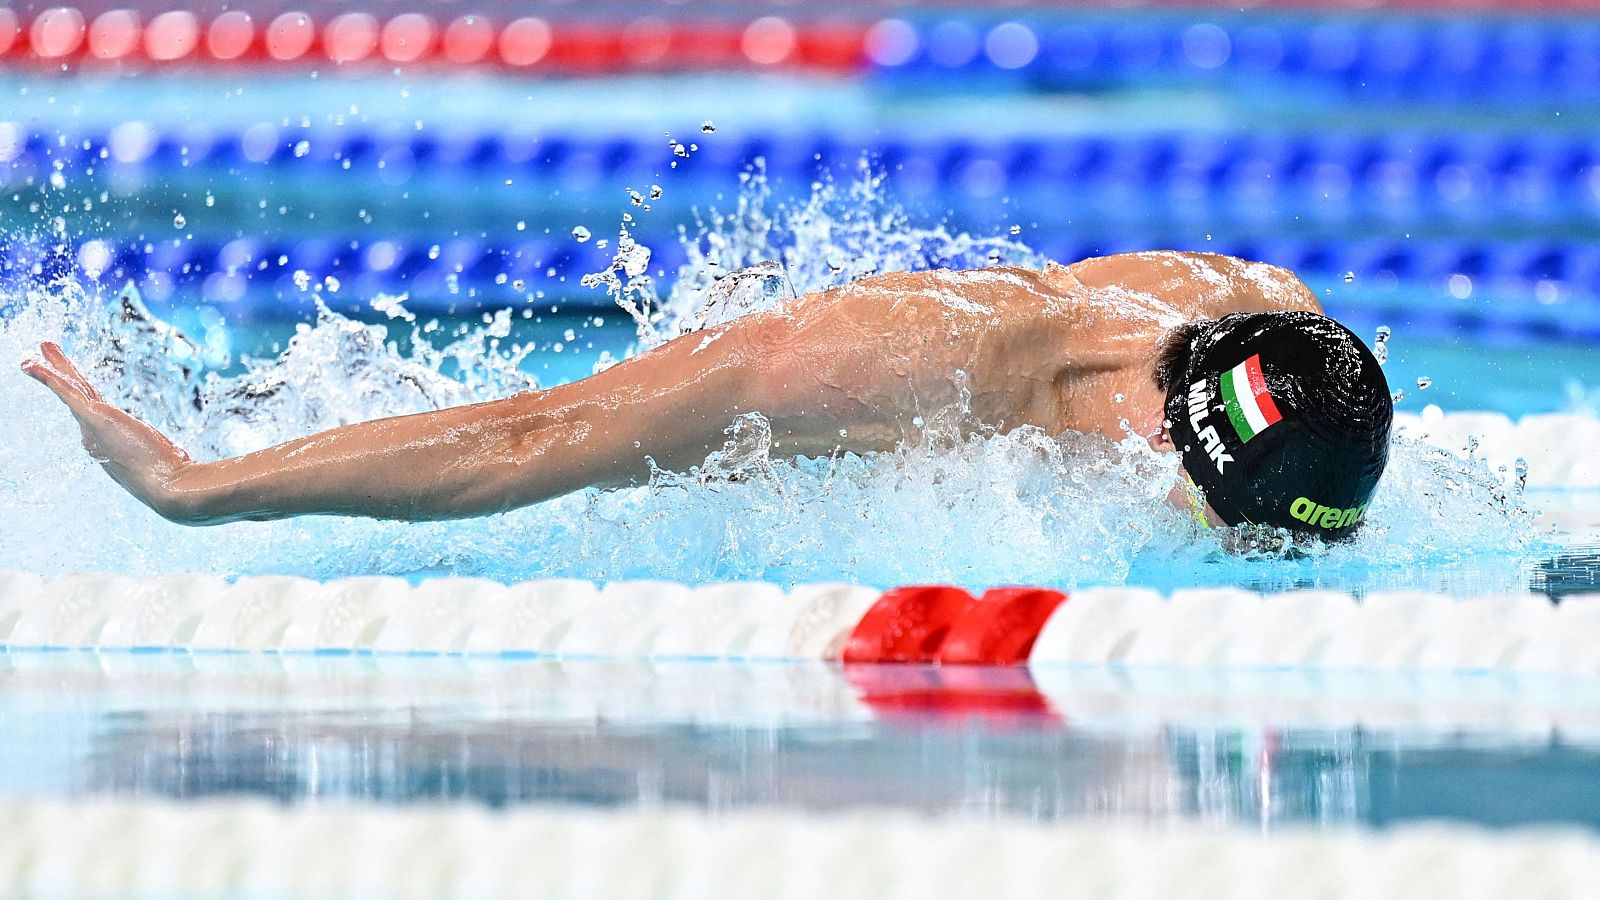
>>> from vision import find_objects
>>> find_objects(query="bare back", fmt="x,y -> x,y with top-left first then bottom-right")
738,250 -> 1323,451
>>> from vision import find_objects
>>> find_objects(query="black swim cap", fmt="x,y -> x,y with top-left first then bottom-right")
1162,312 -> 1392,539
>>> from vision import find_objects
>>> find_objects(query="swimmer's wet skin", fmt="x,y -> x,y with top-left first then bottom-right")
22,250 -> 1390,539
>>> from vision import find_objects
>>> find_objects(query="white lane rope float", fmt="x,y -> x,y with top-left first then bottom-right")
1,572 -> 1599,678
1,796 -> 1598,900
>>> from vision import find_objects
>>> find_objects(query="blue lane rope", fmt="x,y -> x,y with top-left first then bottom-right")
867,14 -> 1600,103
8,127 -> 1600,218
15,233 -> 1600,340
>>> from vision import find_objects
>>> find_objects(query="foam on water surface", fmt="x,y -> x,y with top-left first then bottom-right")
0,166 -> 1549,591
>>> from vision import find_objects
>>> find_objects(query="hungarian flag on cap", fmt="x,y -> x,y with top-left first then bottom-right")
1220,353 -> 1281,443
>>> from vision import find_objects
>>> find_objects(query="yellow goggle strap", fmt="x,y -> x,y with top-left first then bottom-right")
1185,475 -> 1211,529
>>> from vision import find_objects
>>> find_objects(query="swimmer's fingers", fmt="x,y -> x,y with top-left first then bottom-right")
38,341 -> 106,402
22,353 -> 97,415
25,348 -> 189,465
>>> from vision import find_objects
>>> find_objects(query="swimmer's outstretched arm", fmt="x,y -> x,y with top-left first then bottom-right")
22,317 -> 790,526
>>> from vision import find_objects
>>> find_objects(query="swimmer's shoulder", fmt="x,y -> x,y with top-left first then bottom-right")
1179,252 -> 1323,315
1064,250 -> 1322,315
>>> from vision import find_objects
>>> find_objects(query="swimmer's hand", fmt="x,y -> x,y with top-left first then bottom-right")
22,342 -> 202,523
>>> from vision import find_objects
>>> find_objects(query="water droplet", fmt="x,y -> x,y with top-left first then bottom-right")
563,328 -> 577,342
701,120 -> 715,133
572,226 -> 591,242
838,429 -> 849,438
1391,389 -> 1405,402
293,139 -> 311,158
1375,326 -> 1391,342
1205,233 -> 1213,241
292,269 -> 311,290
1343,271 -> 1355,283
649,184 -> 663,200
1416,376 -> 1431,390
987,250 -> 1002,264
204,193 -> 215,207
1114,393 -> 1125,403
595,239 -> 609,250
172,213 -> 186,229
1009,225 -> 1021,235
323,275 -> 341,292
627,188 -> 644,206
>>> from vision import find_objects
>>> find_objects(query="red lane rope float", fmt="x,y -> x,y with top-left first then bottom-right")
904,0 -> 1599,7
87,9 -> 139,60
29,7 -> 85,59
265,11 -> 317,62
380,13 -> 434,64
206,11 -> 254,61
0,10 -> 18,57
938,586 -> 1067,666
844,664 -> 1059,722
324,13 -> 380,65
442,15 -> 494,65
843,585 -> 1068,666
842,585 -> 976,665
0,8 -> 868,73
144,10 -> 199,62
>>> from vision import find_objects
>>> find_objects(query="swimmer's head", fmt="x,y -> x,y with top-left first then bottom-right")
1153,311 -> 1392,540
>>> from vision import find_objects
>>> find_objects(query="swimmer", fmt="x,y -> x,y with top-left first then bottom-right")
23,251 -> 1391,537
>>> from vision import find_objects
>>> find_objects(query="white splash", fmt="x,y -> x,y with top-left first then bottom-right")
0,168 -> 1549,592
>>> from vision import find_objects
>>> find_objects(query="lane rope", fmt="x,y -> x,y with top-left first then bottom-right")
0,795 -> 1597,899
1,568 -> 1597,674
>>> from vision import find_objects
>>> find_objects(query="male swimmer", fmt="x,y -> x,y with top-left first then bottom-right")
22,250 -> 1392,538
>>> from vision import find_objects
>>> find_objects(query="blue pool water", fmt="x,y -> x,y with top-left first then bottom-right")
4,3 -> 1600,854
0,126 -> 1570,593
4,653 -> 1600,832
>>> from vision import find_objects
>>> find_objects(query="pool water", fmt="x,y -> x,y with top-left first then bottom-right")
5,5 -> 1600,889
5,653 -> 1599,832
